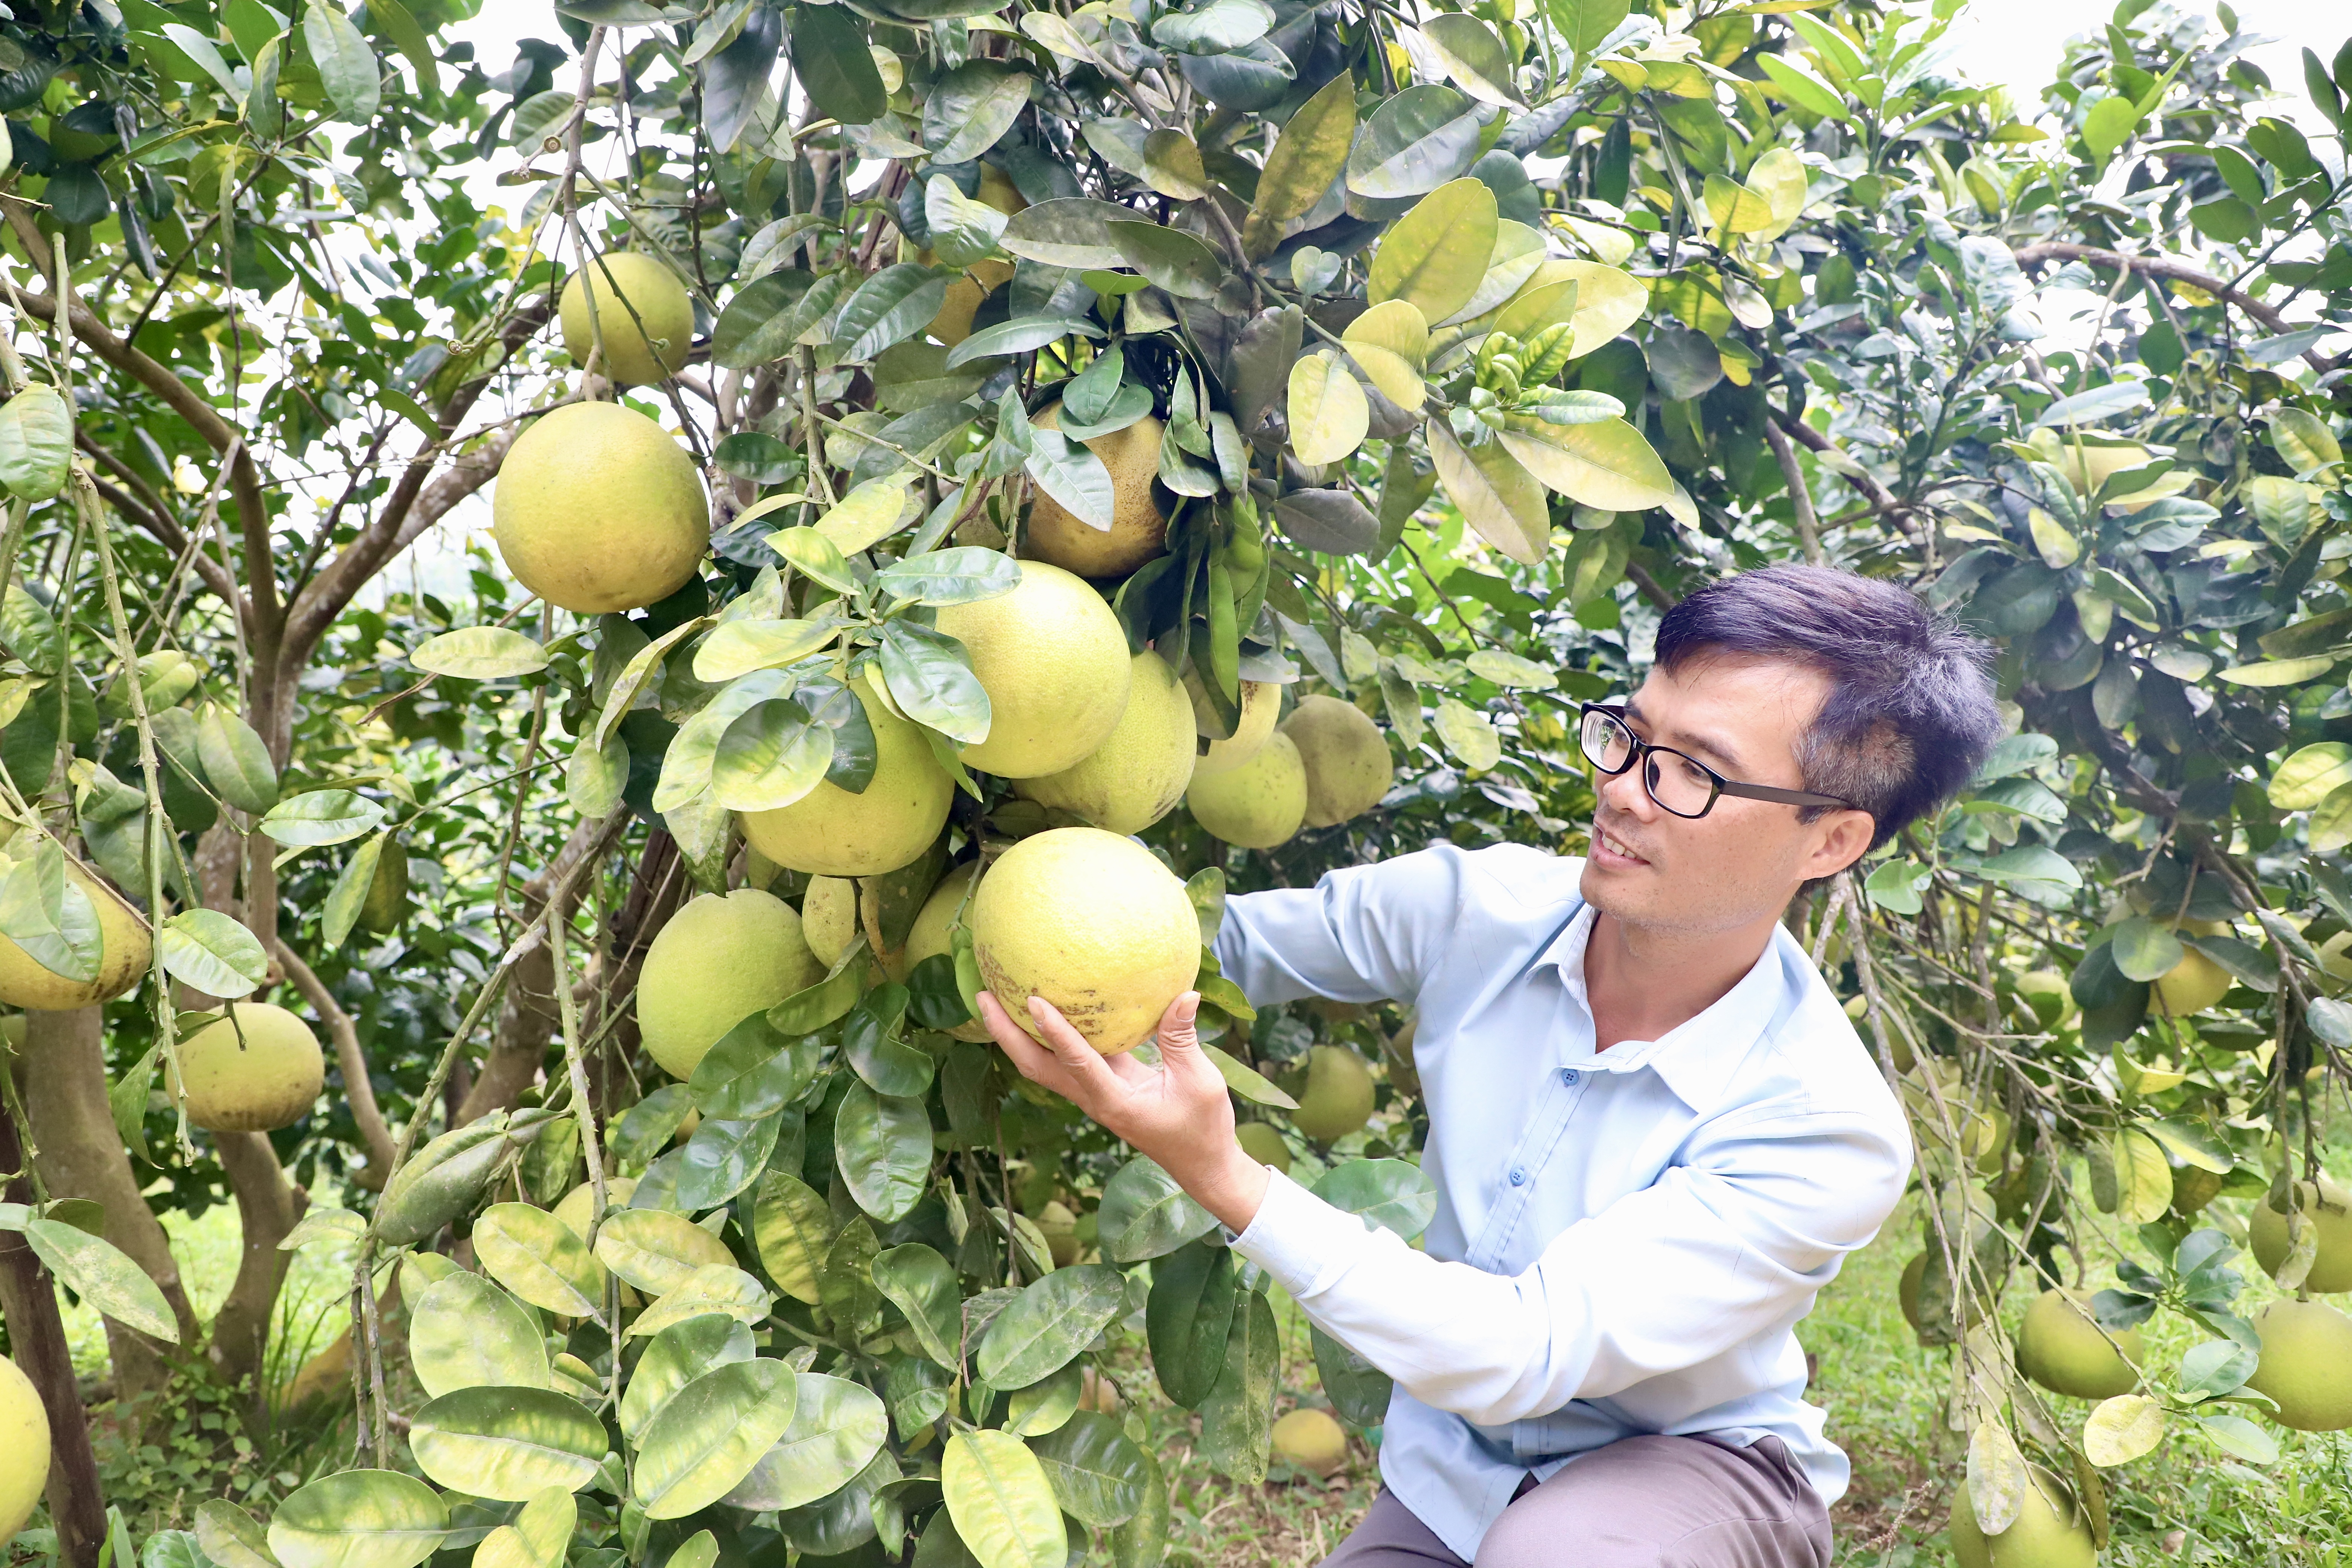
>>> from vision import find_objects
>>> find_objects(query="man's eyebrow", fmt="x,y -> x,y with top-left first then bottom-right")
1622,699 -> 1747,772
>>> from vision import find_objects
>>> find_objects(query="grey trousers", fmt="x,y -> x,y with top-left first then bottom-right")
1323,1436 -> 1833,1568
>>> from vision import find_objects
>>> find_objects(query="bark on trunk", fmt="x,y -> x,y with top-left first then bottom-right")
0,1096 -> 106,1568
16,1007 -> 198,1403
205,1130 -> 303,1394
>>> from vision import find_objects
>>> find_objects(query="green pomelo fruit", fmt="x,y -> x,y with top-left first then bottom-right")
1236,1121 -> 1292,1174
0,1352 -> 50,1544
174,1002 -> 326,1133
2246,1299 -> 2352,1431
905,862 -> 990,1042
1291,1045 -> 1375,1143
1186,730 -> 1307,848
2251,1176 -> 2352,1294
801,876 -> 859,969
1282,694 -> 1394,828
2015,1288 -> 2141,1400
934,560 -> 1131,778
1947,1462 -> 2096,1568
1016,650 -> 1196,834
1024,406 -> 1168,579
2013,969 -> 2073,1029
971,828 -> 1200,1055
1186,672 -> 1279,776
491,401 -> 708,614
561,251 -> 695,385
0,858 -> 150,1011
742,677 -> 953,876
637,888 -> 824,1080
1271,1408 -> 1348,1477
1035,1200 -> 1081,1267
1897,1251 -> 1989,1334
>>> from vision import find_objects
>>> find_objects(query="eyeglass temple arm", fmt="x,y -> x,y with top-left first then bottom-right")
1718,780 -> 1857,809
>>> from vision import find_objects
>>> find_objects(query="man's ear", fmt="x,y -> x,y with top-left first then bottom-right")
1806,809 -> 1877,880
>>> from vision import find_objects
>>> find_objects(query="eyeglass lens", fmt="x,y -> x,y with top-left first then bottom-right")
1579,709 -> 1717,817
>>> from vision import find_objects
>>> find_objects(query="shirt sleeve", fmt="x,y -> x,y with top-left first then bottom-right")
1228,1101 -> 1911,1428
1212,845 -> 1471,1007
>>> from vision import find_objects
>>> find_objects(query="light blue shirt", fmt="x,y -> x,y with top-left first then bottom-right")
1217,844 -> 1911,1562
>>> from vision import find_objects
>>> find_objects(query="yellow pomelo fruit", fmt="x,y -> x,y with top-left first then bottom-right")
801,876 -> 859,969
2252,1177 -> 2352,1293
1283,695 -> 1394,828
903,862 -> 991,1042
1035,1200 -> 1081,1267
492,401 -> 708,614
1187,674 -> 1280,776
934,560 -> 1132,778
921,168 -> 1025,346
638,889 -> 825,1080
743,677 -> 953,876
1236,1121 -> 1292,1174
1947,1462 -> 2096,1568
1016,651 -> 1195,833
0,1352 -> 50,1545
971,827 -> 1200,1055
1186,730 -> 1307,848
2024,429 -> 2193,513
552,1176 -> 637,1239
1271,1408 -> 1348,1477
2013,969 -> 2073,1030
0,860 -> 150,1011
2151,948 -> 2232,1017
1291,1045 -> 1375,1143
2015,1288 -> 2141,1400
561,252 -> 694,385
2246,1299 -> 2352,1431
1023,405 -> 1168,579
173,1003 -> 326,1133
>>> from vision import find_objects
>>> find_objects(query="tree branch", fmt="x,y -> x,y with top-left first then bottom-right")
77,438 -> 242,610
1762,417 -> 1827,566
2010,241 -> 2341,375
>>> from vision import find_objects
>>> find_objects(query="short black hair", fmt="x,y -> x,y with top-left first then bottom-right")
1652,565 -> 2001,850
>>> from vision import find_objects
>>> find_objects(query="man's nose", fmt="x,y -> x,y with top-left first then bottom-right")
1597,765 -> 1656,819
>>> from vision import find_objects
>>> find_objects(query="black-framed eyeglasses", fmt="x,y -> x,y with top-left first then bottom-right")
1577,703 -> 1855,820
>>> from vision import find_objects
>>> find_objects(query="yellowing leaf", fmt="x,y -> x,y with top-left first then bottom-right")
1746,147 -> 1809,237
2083,1395 -> 2164,1467
1368,178 -> 1498,325
1342,299 -> 1429,409
2311,781 -> 2352,853
815,472 -> 916,554
1496,416 -> 1677,511
2028,506 -> 2082,568
2113,1128 -> 2173,1225
2216,655 -> 2337,687
1428,423 -> 1546,565
1286,354 -> 1369,467
2271,743 -> 2352,810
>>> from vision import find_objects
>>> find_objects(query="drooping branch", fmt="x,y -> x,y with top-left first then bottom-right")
1762,418 -> 1827,566
2010,241 -> 2342,375
77,436 -> 243,611
275,939 -> 395,1190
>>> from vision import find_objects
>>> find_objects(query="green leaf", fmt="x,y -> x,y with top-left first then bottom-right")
1098,1155 -> 1217,1263
1756,53 -> 1847,119
1108,1452 -> 1170,1568
1977,845 -> 2082,892
1000,199 -> 1141,270
2217,655 -> 2336,687
1198,1289 -> 1278,1481
408,1387 -> 608,1500
408,1271 -> 548,1399
1106,220 -> 1223,300
1368,178 -> 1497,324
833,265 -> 951,363
1547,0 -> 1629,50
1287,354 -> 1369,467
2272,743 -> 2352,810
1433,696 -> 1501,771
323,831 -> 390,949
1311,1325 -> 1392,1427
0,384 -> 73,499
2271,407 -> 2343,476
1146,1239 -> 1237,1407
1421,14 -> 1520,106
0,849 -> 103,986
1313,1159 -> 1438,1242
302,0 -> 383,122
816,473 -> 915,555
923,60 -> 1032,165
1024,430 -> 1118,530
1154,0 -> 1272,52
873,1243 -> 963,1367
1031,1411 -> 1151,1527
1348,86 -> 1484,200
197,703 -> 280,813
592,1207 -> 734,1296
790,2 -> 884,124
874,547 -> 1021,606
1200,1040 -> 1295,1108
1428,422 -> 1546,565
833,1080 -> 932,1222
194,1502 -> 277,1568
630,1264 -> 774,1340
2195,1412 -> 2280,1465
772,527 -> 860,595
945,315 -> 1106,369
675,1116 -> 784,1210
409,627 -> 549,678
942,1431 -> 1066,1568
976,1264 -> 1128,1389
619,1315 -> 754,1441
473,1203 -> 609,1318
267,1472 -> 447,1568
25,1217 -> 179,1341
880,622 -> 993,746
1243,74 -> 1355,254
694,616 -> 844,684
158,908 -> 270,999
633,1360 -> 801,1519
722,1371 -> 890,1510
2107,917 -> 2185,983
712,697 -> 835,813
689,1013 -> 820,1119
713,270 -> 821,369
259,789 -> 389,849
2082,93 -> 2142,166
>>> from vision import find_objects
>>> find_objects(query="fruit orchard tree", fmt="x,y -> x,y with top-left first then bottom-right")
0,0 -> 2347,1565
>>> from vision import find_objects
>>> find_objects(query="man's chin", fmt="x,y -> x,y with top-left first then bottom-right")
1578,849 -> 1657,912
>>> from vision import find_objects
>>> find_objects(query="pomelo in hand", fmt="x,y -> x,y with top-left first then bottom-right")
561,252 -> 694,385
934,561 -> 1131,778
0,858 -> 150,1010
1186,730 -> 1306,848
0,1353 -> 49,1544
1290,1045 -> 1375,1143
1947,1462 -> 2095,1568
1187,673 -> 1279,775
1282,695 -> 1393,827
1016,651 -> 1195,833
1023,406 -> 1168,579
173,1002 -> 326,1132
1271,1408 -> 1348,1477
2251,1176 -> 2352,1293
971,827 -> 1200,1054
2245,1299 -> 2352,1431
638,889 -> 823,1080
743,677 -> 953,877
2015,1287 -> 2140,1399
492,401 -> 707,614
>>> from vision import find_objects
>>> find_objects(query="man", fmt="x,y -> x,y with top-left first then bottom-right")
976,565 -> 2003,1568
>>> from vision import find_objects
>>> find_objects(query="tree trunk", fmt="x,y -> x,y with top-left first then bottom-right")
206,1130 -> 303,1395
0,1097 -> 106,1568
16,1007 -> 198,1404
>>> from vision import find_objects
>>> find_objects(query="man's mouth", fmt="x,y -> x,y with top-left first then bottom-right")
1594,825 -> 1650,867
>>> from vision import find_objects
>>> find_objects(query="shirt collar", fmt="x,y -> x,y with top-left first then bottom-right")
1544,896 -> 1796,1109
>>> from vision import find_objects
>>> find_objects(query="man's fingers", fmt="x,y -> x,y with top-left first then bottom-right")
1027,995 -> 1107,1070
1152,991 -> 1204,1056
977,993 -> 1059,1079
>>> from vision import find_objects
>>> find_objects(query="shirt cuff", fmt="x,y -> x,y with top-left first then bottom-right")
1227,1167 -> 1356,1300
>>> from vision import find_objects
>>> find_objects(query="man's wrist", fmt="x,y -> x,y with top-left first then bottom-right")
1182,1139 -> 1272,1235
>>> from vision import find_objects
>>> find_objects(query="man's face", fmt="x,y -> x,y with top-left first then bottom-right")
1578,655 -> 1873,936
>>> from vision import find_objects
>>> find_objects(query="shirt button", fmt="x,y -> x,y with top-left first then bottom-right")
1508,1166 -> 1527,1186
1561,1069 -> 1581,1086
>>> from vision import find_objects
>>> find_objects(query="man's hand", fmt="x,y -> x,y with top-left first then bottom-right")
976,988 -> 1272,1234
